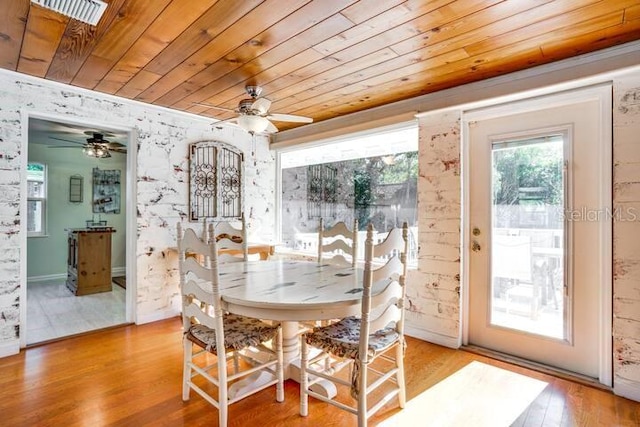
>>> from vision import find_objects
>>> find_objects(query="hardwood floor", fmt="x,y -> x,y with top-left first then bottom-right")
0,317 -> 637,426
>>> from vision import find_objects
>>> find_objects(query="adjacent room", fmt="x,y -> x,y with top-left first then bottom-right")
0,1 -> 639,426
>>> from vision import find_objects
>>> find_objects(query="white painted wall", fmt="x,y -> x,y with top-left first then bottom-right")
0,69 -> 275,356
26,143 -> 127,278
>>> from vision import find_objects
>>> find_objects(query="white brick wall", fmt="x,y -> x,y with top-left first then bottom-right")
405,111 -> 462,347
613,72 -> 640,396
0,70 -> 275,349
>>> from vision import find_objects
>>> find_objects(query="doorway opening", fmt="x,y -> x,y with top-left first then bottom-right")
22,116 -> 135,345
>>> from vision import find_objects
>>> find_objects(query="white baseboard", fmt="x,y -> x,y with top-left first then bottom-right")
614,377 -> 640,402
0,339 -> 20,358
28,268 -> 126,283
27,273 -> 66,283
136,308 -> 180,325
405,326 -> 461,349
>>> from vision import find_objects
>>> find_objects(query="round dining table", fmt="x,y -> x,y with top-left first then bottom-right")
217,259 -> 367,398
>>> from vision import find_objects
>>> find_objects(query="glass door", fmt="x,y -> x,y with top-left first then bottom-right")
467,87 -> 611,382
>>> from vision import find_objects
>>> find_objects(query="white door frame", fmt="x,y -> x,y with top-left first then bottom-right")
460,84 -> 612,386
19,110 -> 138,348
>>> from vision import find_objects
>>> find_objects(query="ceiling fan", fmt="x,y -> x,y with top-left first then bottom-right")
195,85 -> 313,134
50,131 -> 127,158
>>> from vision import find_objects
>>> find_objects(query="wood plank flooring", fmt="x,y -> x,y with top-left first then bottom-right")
0,317 -> 638,426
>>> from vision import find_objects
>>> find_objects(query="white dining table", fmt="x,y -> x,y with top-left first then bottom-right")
216,259 -> 368,397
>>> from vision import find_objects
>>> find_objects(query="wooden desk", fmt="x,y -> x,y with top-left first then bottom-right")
66,228 -> 115,296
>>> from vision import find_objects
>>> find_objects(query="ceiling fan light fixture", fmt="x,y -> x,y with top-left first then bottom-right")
83,144 -> 110,158
238,115 -> 269,134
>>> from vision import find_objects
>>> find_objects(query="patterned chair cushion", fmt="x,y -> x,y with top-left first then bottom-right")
185,313 -> 279,354
304,316 -> 399,361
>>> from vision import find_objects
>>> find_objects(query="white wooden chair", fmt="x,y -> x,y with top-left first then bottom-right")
318,218 -> 359,267
178,223 -> 284,427
202,215 -> 248,263
300,222 -> 409,427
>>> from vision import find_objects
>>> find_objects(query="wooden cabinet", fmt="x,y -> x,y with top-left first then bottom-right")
66,228 -> 114,296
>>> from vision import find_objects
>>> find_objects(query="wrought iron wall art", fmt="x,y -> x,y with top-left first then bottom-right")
307,164 -> 337,219
189,141 -> 243,221
92,168 -> 120,214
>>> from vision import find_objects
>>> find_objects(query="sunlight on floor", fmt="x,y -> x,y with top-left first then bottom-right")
379,361 -> 548,427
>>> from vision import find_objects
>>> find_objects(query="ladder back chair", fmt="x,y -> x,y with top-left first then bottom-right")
301,222 -> 409,427
318,218 -> 359,267
178,223 -> 284,427
215,215 -> 248,263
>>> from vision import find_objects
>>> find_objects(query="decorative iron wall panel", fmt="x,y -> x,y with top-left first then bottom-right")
307,164 -> 337,219
189,141 -> 243,222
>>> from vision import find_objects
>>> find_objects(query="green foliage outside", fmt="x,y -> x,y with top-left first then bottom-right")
493,141 -> 563,207
353,152 -> 418,230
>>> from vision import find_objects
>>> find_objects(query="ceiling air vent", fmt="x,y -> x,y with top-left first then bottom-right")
31,0 -> 108,26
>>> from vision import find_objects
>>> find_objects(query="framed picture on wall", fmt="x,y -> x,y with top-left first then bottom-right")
69,175 -> 83,203
92,168 -> 121,214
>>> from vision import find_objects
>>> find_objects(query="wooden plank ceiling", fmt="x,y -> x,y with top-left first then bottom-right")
2,0 -> 640,132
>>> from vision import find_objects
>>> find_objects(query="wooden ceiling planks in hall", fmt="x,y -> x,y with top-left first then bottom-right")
295,9 -> 640,123
94,0 -> 221,94
135,0 -> 312,104
45,0 -> 128,84
280,0 -> 640,121
0,0 -> 30,70
185,0 -> 543,118
18,5 -> 69,77
70,0 -> 173,89
2,0 -> 640,133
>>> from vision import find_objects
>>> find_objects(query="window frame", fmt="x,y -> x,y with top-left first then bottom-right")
27,162 -> 48,238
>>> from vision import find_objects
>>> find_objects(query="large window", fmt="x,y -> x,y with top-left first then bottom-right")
279,125 -> 419,264
27,162 -> 47,237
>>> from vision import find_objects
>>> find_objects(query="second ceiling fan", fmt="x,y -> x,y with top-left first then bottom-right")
50,131 -> 127,158
196,85 -> 313,134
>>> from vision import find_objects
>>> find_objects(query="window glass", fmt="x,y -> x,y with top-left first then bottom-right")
280,125 -> 418,264
27,162 -> 46,236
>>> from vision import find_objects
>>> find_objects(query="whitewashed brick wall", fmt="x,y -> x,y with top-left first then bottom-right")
613,71 -> 640,398
405,111 -> 462,347
0,70 -> 275,352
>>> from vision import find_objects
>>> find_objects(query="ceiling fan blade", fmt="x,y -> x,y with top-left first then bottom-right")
267,113 -> 313,123
265,121 -> 279,133
49,136 -> 85,145
47,145 -> 82,148
192,102 -> 236,113
251,97 -> 271,115
103,142 -> 126,149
